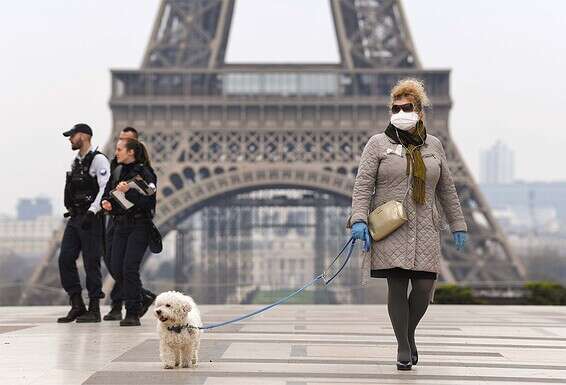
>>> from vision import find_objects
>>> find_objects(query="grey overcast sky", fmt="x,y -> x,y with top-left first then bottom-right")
0,0 -> 565,216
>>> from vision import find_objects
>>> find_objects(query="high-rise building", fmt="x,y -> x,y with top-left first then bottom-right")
480,141 -> 515,184
17,197 -> 53,220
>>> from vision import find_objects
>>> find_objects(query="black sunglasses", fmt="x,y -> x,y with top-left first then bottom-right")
391,103 -> 414,114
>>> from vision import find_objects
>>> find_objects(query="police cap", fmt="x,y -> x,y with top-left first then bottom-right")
63,123 -> 93,137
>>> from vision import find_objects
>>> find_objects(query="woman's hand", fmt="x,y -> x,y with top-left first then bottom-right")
116,181 -> 129,193
351,222 -> 372,252
101,200 -> 112,211
452,231 -> 468,251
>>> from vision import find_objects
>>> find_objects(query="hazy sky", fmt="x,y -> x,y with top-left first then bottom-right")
1,0 -> 565,216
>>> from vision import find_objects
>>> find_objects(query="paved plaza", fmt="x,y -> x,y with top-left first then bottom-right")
1,305 -> 566,384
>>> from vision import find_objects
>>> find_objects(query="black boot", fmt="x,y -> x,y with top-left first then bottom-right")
76,298 -> 101,323
396,360 -> 412,371
103,302 -> 123,321
120,309 -> 141,327
57,293 -> 87,323
139,290 -> 157,318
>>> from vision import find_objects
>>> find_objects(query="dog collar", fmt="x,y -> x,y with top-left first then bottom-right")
167,324 -> 198,333
167,324 -> 188,333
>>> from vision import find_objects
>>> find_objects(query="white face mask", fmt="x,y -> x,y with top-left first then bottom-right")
390,111 -> 419,131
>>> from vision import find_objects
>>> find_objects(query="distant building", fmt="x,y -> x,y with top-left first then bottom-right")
17,197 -> 53,220
481,181 -> 566,232
480,140 -> 514,184
253,231 -> 314,291
0,215 -> 61,258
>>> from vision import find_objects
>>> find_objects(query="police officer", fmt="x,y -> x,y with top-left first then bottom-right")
102,127 -> 156,321
102,138 -> 157,326
57,123 -> 110,323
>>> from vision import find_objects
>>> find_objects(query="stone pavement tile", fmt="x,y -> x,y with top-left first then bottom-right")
204,378 -> 287,385
291,345 -> 307,357
541,327 -> 566,337
28,369 -> 96,385
205,324 -> 243,333
1,317 -> 58,324
305,344 -> 506,363
83,371 -> 208,384
483,379 -> 564,385
239,324 -> 297,333
298,381 -> 486,385
0,366 -> 47,380
501,348 -> 566,364
0,378 -> 43,385
469,366 -> 566,379
0,325 -> 38,334
112,339 -> 231,363
223,342 -> 292,359
531,327 -> 561,337
458,326 -> 563,338
307,344 -> 385,359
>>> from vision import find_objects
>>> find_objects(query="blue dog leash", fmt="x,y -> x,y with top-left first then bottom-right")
196,237 -> 356,331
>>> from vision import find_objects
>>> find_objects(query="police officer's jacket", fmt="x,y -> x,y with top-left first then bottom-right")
102,162 -> 157,219
65,146 -> 110,216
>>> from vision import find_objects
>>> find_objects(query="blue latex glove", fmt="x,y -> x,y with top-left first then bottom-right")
351,222 -> 371,252
452,231 -> 468,251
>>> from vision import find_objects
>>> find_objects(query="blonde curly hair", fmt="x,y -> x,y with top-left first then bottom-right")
390,78 -> 431,112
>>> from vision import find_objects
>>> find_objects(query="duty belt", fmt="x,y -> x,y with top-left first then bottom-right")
114,213 -> 152,224
64,208 -> 90,218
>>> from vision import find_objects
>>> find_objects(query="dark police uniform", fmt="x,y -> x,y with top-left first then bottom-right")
102,158 -> 156,321
103,157 -> 122,306
102,162 -> 157,326
58,144 -> 110,323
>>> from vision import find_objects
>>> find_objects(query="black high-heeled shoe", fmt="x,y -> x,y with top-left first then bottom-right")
411,351 -> 418,365
396,360 -> 412,371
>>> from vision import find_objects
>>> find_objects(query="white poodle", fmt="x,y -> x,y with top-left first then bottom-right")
154,291 -> 202,369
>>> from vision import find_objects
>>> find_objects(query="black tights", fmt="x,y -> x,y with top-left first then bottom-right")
387,277 -> 435,361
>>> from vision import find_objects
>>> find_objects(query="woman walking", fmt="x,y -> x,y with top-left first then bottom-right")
101,138 -> 157,326
349,79 -> 468,370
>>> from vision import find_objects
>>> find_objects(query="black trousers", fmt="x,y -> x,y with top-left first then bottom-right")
104,216 -> 153,305
103,216 -> 122,304
58,214 -> 104,299
111,220 -> 149,312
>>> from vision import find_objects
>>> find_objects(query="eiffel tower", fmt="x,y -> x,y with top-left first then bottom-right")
20,0 -> 525,305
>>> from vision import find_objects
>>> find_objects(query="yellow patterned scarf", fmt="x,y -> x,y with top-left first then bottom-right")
384,121 -> 427,205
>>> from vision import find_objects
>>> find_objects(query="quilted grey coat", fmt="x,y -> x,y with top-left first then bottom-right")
350,133 -> 467,274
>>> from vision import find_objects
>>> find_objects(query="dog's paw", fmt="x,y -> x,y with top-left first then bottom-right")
163,364 -> 175,370
181,362 -> 190,368
191,358 -> 198,367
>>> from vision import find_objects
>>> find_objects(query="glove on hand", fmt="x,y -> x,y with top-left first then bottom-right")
452,231 -> 468,251
351,222 -> 372,252
81,211 -> 96,231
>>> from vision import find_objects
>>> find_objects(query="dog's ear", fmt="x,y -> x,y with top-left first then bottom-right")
182,299 -> 192,314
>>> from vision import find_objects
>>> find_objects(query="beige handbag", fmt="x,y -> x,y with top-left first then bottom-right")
367,168 -> 411,241
368,200 -> 407,241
